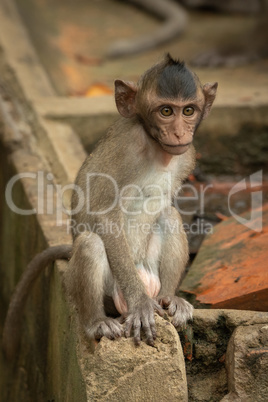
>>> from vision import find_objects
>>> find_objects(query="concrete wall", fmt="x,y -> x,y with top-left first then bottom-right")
0,98 -> 87,401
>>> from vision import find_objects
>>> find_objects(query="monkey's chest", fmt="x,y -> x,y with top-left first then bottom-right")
123,175 -> 173,262
121,170 -> 173,215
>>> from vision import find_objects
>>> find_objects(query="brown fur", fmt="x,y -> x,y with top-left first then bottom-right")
66,55 -> 218,345
3,56 -> 218,356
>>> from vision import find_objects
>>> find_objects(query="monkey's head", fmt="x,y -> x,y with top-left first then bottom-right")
115,54 -> 218,156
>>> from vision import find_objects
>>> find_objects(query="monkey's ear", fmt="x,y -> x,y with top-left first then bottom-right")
114,80 -> 137,118
202,82 -> 218,119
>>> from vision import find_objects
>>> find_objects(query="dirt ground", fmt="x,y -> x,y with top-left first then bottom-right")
15,0 -> 268,98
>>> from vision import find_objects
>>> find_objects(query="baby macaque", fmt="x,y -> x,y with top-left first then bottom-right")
3,54 -> 217,358
66,54 -> 217,346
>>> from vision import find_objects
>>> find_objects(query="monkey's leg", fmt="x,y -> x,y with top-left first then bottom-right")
156,208 -> 193,328
65,232 -> 123,340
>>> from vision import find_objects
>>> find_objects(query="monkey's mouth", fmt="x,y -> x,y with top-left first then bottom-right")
160,141 -> 192,148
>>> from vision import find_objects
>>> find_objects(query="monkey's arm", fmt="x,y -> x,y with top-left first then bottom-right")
2,244 -> 72,360
106,0 -> 187,58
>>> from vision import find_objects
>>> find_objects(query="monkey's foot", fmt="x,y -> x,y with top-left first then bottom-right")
158,296 -> 193,328
86,317 -> 124,341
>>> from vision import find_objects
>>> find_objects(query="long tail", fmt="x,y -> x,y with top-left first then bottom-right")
106,0 -> 188,58
2,244 -> 72,360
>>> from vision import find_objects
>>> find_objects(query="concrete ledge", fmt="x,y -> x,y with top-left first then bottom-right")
34,96 -> 118,153
0,108 -> 79,400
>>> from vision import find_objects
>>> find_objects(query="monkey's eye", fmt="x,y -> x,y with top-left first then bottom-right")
183,106 -> 195,116
160,106 -> 173,117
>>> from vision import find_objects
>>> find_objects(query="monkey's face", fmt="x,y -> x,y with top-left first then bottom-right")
141,92 -> 205,156
114,67 -> 217,158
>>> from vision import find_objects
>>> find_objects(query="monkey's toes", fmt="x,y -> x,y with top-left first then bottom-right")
171,298 -> 193,328
87,318 -> 124,341
158,296 -> 172,308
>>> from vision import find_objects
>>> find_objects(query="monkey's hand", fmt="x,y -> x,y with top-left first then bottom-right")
86,317 -> 124,341
158,296 -> 193,328
124,295 -> 164,346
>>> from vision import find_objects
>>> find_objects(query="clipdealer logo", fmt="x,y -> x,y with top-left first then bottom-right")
4,170 -> 264,233
228,170 -> 263,232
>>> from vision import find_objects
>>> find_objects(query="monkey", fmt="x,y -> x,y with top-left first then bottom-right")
2,54 -> 218,359
63,55 -> 217,346
107,0 -> 268,66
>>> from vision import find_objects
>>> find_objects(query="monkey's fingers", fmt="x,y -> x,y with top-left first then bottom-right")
124,316 -> 141,345
142,315 -> 156,346
124,315 -> 134,339
167,301 -> 177,316
133,316 -> 142,346
94,323 -> 114,340
155,308 -> 165,317
158,296 -> 172,309
152,299 -> 165,317
106,319 -> 124,339
124,314 -> 155,346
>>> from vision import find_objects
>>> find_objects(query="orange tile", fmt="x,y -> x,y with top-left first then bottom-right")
181,204 -> 268,311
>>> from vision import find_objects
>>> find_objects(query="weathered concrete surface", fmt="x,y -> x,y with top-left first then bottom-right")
0,0 -> 86,186
0,131 -> 84,400
0,0 -> 55,99
181,309 -> 268,401
79,315 -> 188,401
222,324 -> 268,401
34,96 -> 118,153
38,118 -> 86,185
0,86 -> 87,401
181,204 -> 268,311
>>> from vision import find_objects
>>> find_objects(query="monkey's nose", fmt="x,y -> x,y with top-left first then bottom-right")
175,131 -> 185,139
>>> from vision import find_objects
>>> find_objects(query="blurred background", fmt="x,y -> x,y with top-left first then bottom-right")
15,0 -> 268,96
